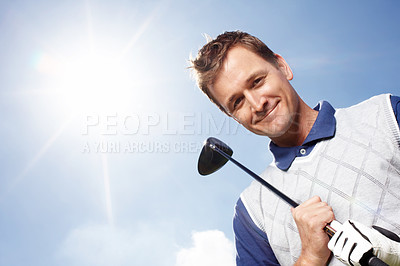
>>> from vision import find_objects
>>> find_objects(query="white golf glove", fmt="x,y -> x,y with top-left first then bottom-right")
328,220 -> 400,266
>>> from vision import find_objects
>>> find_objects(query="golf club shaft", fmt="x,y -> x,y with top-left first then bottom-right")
210,144 -> 387,266
210,143 -> 298,208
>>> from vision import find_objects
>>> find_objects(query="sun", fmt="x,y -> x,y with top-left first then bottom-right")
47,51 -> 135,115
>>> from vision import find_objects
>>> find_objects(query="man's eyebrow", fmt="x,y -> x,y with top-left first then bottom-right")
245,70 -> 265,84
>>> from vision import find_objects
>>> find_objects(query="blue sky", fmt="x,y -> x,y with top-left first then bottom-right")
0,1 -> 399,265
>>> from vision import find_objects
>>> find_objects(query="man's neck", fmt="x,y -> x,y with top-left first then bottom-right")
271,99 -> 318,147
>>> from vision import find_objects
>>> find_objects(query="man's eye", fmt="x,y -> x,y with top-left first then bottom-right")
233,97 -> 243,110
253,77 -> 263,87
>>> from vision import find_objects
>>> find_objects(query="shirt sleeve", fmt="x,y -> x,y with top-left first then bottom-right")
390,95 -> 400,128
233,198 -> 280,266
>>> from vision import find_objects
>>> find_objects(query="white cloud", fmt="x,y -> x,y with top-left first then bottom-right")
175,230 -> 235,266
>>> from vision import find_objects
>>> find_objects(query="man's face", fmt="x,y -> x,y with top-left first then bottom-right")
210,45 -> 300,139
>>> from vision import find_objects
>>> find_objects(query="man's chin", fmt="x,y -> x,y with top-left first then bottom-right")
247,118 -> 291,136
246,127 -> 287,138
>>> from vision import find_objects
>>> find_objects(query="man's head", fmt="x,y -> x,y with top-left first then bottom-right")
190,31 -> 278,114
190,31 -> 304,144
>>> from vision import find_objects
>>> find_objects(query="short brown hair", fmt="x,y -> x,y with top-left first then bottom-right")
190,31 -> 278,114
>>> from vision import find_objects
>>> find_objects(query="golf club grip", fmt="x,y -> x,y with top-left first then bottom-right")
324,224 -> 336,238
367,257 -> 389,266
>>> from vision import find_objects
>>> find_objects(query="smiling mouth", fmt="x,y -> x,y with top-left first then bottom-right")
253,101 -> 279,124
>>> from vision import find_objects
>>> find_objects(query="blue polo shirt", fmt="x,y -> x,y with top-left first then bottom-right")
234,95 -> 400,266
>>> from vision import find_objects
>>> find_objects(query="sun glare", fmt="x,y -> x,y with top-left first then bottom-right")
52,52 -> 134,115
11,1 -> 165,233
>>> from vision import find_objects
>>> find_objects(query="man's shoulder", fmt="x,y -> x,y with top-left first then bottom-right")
340,93 -> 390,111
335,94 -> 391,121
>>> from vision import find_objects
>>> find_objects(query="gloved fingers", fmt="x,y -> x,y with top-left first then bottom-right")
328,229 -> 343,252
338,237 -> 358,265
328,220 -> 374,265
332,220 -> 400,266
348,241 -> 373,265
347,220 -> 374,263
332,231 -> 348,256
349,220 -> 400,266
328,220 -> 344,252
332,231 -> 361,265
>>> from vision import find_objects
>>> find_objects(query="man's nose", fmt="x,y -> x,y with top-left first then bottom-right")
244,90 -> 267,113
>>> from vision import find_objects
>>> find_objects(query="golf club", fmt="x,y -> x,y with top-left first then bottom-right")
197,137 -> 388,266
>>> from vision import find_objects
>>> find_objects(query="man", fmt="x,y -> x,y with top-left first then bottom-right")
190,31 -> 400,265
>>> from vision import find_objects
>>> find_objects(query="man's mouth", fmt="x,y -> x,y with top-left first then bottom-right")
253,100 -> 279,124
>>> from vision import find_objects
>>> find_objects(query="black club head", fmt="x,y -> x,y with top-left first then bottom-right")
197,137 -> 233,175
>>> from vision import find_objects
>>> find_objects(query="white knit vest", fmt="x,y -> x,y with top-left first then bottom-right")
240,94 -> 400,265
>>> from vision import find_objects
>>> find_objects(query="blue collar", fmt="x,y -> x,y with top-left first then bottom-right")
269,101 -> 336,171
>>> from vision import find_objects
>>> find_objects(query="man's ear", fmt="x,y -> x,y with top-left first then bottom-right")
274,53 -> 293,81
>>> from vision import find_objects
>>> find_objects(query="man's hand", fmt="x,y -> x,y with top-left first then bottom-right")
328,220 -> 400,266
292,196 -> 335,266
